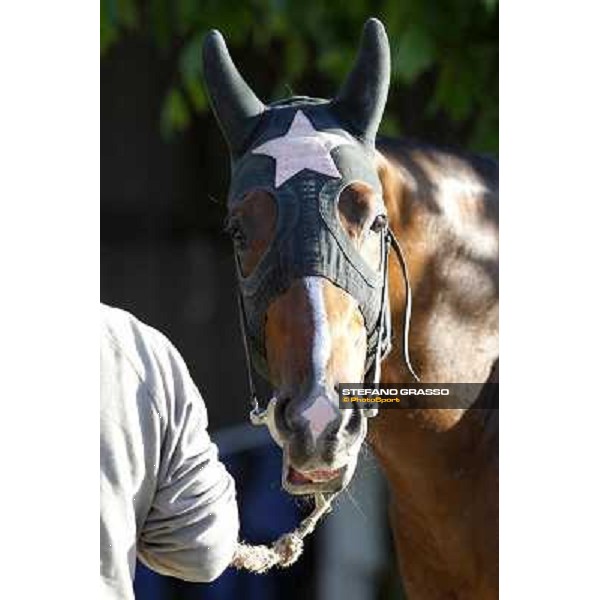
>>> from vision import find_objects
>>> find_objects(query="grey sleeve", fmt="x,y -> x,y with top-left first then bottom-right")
137,335 -> 239,582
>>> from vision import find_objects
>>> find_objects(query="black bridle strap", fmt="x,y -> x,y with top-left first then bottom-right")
387,228 -> 420,382
367,230 -> 391,386
236,288 -> 261,416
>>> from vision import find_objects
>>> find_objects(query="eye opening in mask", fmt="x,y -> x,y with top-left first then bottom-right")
226,187 -> 279,278
335,180 -> 388,276
336,180 -> 387,252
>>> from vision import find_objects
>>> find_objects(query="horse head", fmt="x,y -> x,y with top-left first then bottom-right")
203,19 -> 392,495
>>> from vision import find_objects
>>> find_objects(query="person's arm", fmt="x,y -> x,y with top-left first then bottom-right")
136,331 -> 239,582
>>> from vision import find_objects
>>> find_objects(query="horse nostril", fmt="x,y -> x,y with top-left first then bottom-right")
275,397 -> 294,431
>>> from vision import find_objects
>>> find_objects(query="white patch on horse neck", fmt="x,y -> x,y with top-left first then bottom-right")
300,277 -> 337,439
435,176 -> 498,260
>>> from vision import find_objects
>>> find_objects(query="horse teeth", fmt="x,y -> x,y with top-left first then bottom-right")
288,466 -> 341,484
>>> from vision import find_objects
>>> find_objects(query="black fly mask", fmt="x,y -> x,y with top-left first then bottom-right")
202,19 -> 418,418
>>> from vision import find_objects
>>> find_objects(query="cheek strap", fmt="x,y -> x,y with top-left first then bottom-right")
362,228 -> 419,417
384,228 -> 420,383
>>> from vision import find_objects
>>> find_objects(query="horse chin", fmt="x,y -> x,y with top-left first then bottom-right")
281,454 -> 357,496
258,398 -> 361,495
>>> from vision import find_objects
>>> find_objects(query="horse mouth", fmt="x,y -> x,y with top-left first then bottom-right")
283,465 -> 347,494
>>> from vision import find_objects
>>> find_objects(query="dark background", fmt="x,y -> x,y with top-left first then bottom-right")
101,37 -> 246,428
100,0 -> 498,431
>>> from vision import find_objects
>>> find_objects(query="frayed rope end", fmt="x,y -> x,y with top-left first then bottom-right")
230,492 -> 334,574
231,533 -> 304,574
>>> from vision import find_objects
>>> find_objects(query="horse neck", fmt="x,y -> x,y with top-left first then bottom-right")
369,139 -> 498,456
367,404 -> 498,598
366,144 -> 499,586
374,141 -> 498,386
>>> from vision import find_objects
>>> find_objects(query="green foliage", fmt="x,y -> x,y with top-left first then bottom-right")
101,0 -> 139,54
160,87 -> 190,139
100,0 -> 498,153
394,25 -> 436,83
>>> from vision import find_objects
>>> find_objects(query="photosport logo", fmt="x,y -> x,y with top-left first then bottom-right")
337,383 -> 498,409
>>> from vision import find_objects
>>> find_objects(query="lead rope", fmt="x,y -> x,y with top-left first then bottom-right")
231,491 -> 336,574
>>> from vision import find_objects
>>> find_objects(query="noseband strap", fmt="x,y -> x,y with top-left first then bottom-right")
236,228 -> 420,423
235,288 -> 262,420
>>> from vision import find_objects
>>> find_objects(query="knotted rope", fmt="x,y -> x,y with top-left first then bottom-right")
230,492 -> 336,574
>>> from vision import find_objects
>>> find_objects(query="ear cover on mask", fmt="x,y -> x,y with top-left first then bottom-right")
202,18 -> 390,154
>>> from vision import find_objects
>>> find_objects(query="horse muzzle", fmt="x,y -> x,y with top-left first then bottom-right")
253,392 -> 365,495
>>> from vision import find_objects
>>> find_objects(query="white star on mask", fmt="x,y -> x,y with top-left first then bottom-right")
251,110 -> 354,188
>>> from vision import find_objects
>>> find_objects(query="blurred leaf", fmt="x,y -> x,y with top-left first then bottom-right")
432,58 -> 478,122
482,0 -> 498,13
150,0 -> 172,51
175,0 -> 203,36
160,87 -> 191,139
184,77 -> 208,112
318,46 -> 355,84
394,25 -> 436,83
116,0 -> 139,28
100,0 -> 119,55
284,34 -> 308,81
380,114 -> 402,137
469,104 -> 499,153
100,0 -> 139,55
179,33 -> 204,81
